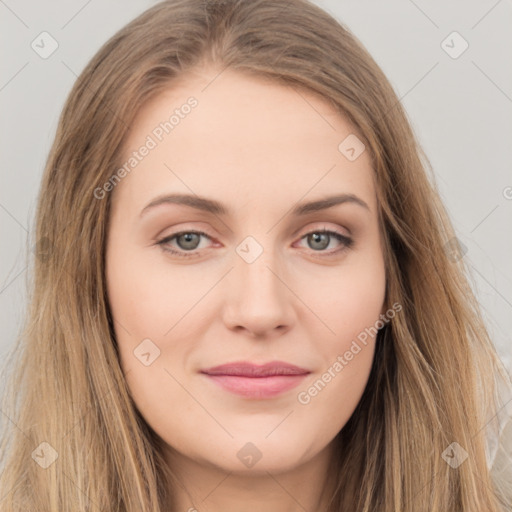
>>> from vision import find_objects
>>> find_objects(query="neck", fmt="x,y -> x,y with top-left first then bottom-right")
164,442 -> 337,512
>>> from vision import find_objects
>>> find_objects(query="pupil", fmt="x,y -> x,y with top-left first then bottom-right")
310,233 -> 328,250
180,233 -> 199,249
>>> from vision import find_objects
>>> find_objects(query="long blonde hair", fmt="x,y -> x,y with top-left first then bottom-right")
1,0 -> 510,510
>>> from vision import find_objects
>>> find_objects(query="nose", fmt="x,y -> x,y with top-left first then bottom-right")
221,246 -> 295,338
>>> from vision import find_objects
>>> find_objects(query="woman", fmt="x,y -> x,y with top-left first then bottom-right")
1,0 -> 511,510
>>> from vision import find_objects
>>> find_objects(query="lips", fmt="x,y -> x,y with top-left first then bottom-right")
200,361 -> 310,399
201,361 -> 310,377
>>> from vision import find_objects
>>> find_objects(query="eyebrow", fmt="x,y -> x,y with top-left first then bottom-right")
139,192 -> 370,217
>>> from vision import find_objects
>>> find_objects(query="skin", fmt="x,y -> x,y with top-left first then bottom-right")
105,65 -> 386,511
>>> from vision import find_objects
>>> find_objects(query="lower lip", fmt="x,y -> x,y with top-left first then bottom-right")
204,374 -> 309,399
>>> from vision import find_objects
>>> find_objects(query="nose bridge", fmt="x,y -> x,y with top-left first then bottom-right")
222,233 -> 294,334
234,234 -> 285,302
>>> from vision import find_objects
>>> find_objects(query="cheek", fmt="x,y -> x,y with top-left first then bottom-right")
294,285 -> 383,434
105,240 -> 219,415
302,248 -> 386,347
105,246 -> 195,425
295,344 -> 375,444
106,239 -> 167,374
106,244 -> 203,343
294,249 -> 385,409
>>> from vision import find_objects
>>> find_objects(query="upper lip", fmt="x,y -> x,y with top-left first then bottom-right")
201,361 -> 310,377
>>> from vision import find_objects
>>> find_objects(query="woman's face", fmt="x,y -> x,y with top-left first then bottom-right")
106,67 -> 386,476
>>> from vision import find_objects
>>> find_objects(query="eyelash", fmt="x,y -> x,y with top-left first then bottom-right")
155,227 -> 354,259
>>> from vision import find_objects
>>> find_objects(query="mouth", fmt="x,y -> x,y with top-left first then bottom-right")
200,361 -> 311,399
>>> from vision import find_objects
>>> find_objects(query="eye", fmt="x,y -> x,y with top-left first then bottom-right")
156,227 -> 353,259
156,230 -> 211,259
294,228 -> 353,256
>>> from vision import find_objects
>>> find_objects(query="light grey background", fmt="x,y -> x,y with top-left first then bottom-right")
1,0 -> 511,385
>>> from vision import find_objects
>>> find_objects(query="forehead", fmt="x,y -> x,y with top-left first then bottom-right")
115,67 -> 376,216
